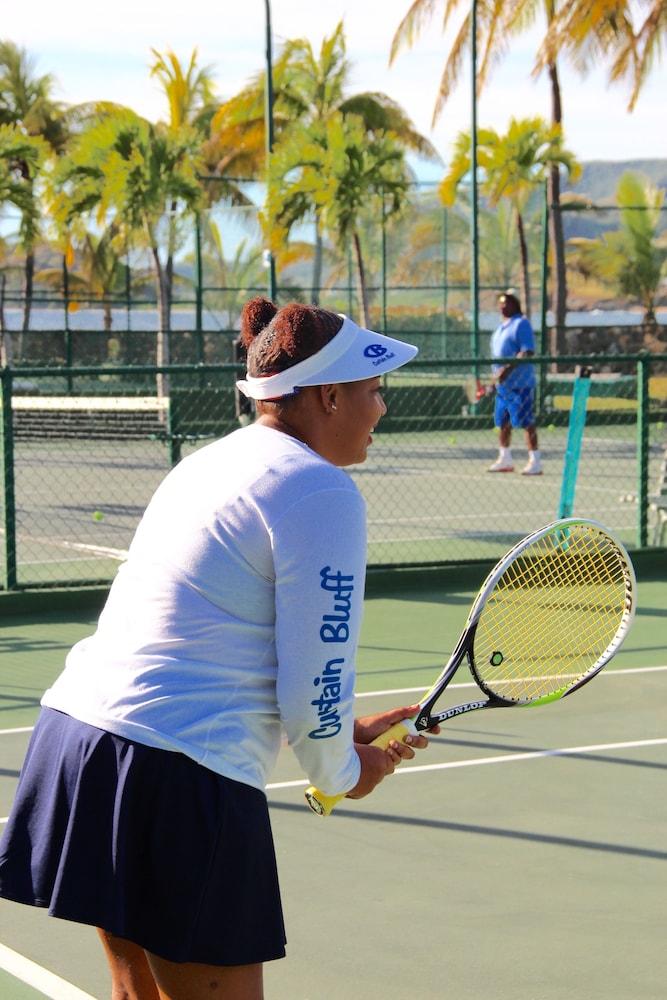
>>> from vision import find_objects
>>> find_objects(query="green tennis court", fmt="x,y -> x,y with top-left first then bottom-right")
1,568 -> 666,999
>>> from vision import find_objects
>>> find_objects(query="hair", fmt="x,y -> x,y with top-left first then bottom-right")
499,291 -> 522,313
240,298 -> 344,384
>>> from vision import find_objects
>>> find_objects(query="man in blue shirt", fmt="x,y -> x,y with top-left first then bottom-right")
488,290 -> 542,475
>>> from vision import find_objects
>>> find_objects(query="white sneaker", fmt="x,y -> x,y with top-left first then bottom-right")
488,458 -> 515,473
521,461 -> 543,476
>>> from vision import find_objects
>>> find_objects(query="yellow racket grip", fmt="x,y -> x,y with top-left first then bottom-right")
304,719 -> 418,817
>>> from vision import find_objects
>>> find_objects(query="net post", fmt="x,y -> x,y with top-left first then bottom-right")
0,368 -> 17,590
380,189 -> 388,334
557,364 -> 592,519
636,354 -> 649,548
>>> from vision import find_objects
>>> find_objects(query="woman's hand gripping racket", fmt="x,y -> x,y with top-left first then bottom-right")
305,517 -> 636,816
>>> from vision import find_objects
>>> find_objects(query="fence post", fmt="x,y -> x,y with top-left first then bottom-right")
195,212 -> 204,364
442,206 -> 449,359
166,390 -> 182,468
538,182 -> 549,413
63,254 -> 73,392
125,240 -> 132,331
380,193 -> 388,334
636,354 -> 649,547
0,368 -> 17,589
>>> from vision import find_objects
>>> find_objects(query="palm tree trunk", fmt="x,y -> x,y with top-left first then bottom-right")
165,198 -> 177,340
152,246 -> 171,405
0,274 -> 13,367
352,232 -> 369,328
18,249 -> 34,360
643,301 -> 657,329
547,59 -> 567,363
516,210 -> 531,322
312,216 -> 324,305
165,251 -> 174,351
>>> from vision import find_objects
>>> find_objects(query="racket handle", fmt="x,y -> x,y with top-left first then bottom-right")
304,719 -> 418,817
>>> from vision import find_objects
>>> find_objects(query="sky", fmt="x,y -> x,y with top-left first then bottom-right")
4,0 -> 667,180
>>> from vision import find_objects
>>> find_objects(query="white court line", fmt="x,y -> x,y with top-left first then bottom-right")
0,942 -> 96,1000
1,667 -> 665,741
354,664 -> 667,700
12,395 -> 167,412
57,541 -> 127,560
266,737 -> 667,791
1,669 -> 664,816
0,526 -> 127,562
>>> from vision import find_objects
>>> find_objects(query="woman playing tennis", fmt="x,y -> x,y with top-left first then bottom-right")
0,298 -> 436,1000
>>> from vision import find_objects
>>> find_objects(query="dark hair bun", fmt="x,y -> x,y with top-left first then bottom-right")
240,297 -> 278,348
243,299 -> 344,380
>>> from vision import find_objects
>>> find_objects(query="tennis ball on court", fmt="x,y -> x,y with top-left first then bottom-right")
448,435 -> 457,445
548,424 -> 556,431
92,510 -> 104,522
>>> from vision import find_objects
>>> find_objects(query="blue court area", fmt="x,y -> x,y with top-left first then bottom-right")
1,570 -> 666,999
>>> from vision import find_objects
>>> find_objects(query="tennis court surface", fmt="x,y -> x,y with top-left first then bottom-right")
1,569 -> 666,999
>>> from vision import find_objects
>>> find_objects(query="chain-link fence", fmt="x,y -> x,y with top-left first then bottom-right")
4,181 -> 666,376
0,180 -> 555,367
2,353 -> 665,591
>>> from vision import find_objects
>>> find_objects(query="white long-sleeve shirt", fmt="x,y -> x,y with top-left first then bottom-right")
42,423 -> 365,796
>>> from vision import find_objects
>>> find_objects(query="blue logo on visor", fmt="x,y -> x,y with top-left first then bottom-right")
364,344 -> 387,359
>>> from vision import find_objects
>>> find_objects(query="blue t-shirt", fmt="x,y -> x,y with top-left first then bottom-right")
490,314 -> 536,390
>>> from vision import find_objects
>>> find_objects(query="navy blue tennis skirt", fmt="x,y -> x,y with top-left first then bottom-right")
0,708 -> 286,966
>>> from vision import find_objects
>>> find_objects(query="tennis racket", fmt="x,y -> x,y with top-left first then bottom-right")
305,517 -> 636,816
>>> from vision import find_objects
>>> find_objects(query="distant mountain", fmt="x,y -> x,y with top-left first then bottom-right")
560,158 -> 667,239
563,159 -> 667,202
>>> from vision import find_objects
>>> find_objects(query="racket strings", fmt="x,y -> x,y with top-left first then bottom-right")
473,525 -> 631,702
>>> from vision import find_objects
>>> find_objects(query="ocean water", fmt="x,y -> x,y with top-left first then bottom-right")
4,307 -> 666,332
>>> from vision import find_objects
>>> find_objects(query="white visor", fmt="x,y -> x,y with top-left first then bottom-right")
236,315 -> 418,400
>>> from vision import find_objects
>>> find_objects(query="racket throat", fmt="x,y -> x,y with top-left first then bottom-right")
416,628 -> 479,730
429,699 -> 489,725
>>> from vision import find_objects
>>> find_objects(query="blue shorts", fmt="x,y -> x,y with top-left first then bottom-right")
0,708 -> 286,966
494,386 -> 536,429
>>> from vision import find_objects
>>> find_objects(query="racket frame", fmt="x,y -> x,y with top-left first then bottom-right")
410,516 -> 636,731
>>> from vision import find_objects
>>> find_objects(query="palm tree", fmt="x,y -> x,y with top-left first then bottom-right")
540,0 -> 667,111
477,200 -> 522,296
0,123 -> 46,361
187,219 -> 265,332
267,113 -> 412,327
387,193 -> 527,322
0,40 -> 67,334
390,1 -> 576,345
566,172 -> 667,328
389,189 -> 469,289
49,109 -> 203,396
37,226 -> 129,334
221,21 -> 439,302
150,48 -> 217,132
440,117 -> 580,321
150,48 -> 221,333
